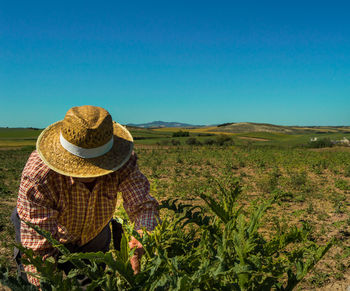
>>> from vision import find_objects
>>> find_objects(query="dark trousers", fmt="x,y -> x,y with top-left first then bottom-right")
11,208 -> 123,282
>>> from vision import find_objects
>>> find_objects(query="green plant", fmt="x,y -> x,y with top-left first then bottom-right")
334,179 -> 350,191
203,138 -> 215,145
172,131 -> 189,137
186,137 -> 201,146
307,138 -> 333,149
159,139 -> 170,145
344,165 -> 350,177
170,139 -> 181,146
257,168 -> 281,193
0,266 -> 38,291
289,171 -> 308,190
216,134 -> 234,146
1,181 -> 334,291
306,202 -> 314,214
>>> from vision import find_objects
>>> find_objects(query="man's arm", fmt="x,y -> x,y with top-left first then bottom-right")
118,152 -> 160,231
118,152 -> 160,273
17,173 -> 62,286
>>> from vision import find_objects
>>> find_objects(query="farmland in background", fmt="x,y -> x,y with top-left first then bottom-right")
2,123 -> 350,148
1,126 -> 350,290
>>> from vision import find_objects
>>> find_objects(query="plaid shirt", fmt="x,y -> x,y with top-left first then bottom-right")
17,150 -> 159,286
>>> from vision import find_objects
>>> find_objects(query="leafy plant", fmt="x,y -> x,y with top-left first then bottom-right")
307,138 -> 333,148
186,137 -> 201,146
1,181 -> 334,290
172,131 -> 190,137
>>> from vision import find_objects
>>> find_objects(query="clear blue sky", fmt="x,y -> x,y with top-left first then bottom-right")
1,0 -> 349,127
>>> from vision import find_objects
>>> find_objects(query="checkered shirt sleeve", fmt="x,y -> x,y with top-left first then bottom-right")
118,153 -> 160,231
17,154 -> 61,286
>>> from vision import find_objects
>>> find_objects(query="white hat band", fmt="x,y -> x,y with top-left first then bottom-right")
60,133 -> 114,158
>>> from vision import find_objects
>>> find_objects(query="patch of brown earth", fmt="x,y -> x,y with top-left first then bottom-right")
0,284 -> 11,291
318,273 -> 350,291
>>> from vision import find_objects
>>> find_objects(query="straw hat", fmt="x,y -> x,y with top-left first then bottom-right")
36,105 -> 133,178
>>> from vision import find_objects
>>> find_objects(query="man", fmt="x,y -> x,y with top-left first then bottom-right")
12,105 -> 160,287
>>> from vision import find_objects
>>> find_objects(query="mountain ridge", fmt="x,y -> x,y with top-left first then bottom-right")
126,121 -> 350,134
210,122 -> 350,134
1,122 -> 350,134
126,121 -> 205,128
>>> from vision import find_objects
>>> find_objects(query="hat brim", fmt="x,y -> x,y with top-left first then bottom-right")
36,121 -> 134,178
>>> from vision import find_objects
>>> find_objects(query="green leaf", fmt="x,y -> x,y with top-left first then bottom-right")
175,275 -> 191,291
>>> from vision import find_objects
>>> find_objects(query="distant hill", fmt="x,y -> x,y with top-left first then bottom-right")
127,121 -> 204,128
126,121 -> 350,134
2,123 -> 350,136
211,122 -> 350,134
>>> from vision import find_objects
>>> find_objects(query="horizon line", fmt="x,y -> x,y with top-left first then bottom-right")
1,121 -> 350,129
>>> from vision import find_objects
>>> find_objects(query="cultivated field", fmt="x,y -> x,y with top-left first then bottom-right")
0,128 -> 350,290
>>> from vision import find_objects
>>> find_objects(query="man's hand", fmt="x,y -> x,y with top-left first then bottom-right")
129,231 -> 145,274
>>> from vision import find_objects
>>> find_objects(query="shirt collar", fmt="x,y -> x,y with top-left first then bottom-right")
68,175 -> 109,187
